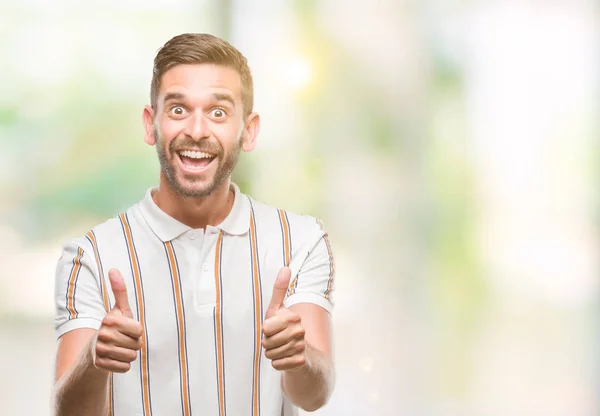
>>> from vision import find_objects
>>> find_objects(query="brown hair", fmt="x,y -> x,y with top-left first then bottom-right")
151,33 -> 254,116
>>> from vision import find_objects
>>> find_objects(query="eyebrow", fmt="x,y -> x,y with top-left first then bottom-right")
163,92 -> 186,104
162,92 -> 236,108
212,93 -> 236,108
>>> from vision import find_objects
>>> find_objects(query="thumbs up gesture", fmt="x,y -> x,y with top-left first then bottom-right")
91,269 -> 143,373
262,267 -> 306,371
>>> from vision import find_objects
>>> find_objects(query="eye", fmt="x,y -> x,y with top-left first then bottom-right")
210,108 -> 227,119
169,105 -> 186,117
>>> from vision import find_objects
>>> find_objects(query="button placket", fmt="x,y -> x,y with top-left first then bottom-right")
195,228 -> 218,310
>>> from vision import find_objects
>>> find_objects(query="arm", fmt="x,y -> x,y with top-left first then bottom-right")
282,303 -> 335,411
52,329 -> 110,416
262,225 -> 337,411
52,246 -> 142,416
262,273 -> 335,411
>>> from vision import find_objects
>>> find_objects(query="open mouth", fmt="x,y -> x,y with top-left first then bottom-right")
177,149 -> 216,172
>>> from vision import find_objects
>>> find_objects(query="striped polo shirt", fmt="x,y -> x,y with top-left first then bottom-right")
53,182 -> 335,416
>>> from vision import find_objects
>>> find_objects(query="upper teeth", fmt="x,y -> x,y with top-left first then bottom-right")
180,150 -> 213,159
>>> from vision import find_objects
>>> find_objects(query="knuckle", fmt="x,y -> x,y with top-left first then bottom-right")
295,356 -> 306,367
114,362 -> 131,373
102,315 -> 117,327
95,343 -> 109,357
127,349 -> 138,362
295,341 -> 306,353
94,358 -> 111,373
97,328 -> 112,342
133,322 -> 144,337
294,327 -> 305,339
94,356 -> 105,368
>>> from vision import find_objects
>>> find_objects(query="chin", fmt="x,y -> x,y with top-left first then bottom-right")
175,179 -> 220,198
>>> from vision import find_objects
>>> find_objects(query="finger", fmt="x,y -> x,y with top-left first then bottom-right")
262,316 -> 287,338
94,356 -> 132,374
97,327 -> 143,351
96,344 -> 139,363
102,314 -> 144,339
262,323 -> 304,350
262,308 -> 300,337
271,354 -> 306,372
109,269 -> 133,318
265,267 -> 291,319
264,339 -> 305,361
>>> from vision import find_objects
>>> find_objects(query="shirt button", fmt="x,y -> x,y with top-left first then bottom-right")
189,233 -> 196,240
202,263 -> 208,271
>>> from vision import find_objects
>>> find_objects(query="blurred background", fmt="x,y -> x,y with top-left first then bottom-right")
0,0 -> 599,414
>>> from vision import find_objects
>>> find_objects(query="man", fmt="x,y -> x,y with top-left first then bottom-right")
51,33 -> 335,416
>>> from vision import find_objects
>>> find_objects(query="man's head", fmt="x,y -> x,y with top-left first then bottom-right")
150,33 -> 254,117
143,33 -> 259,198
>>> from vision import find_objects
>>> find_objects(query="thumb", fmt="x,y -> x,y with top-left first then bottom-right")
109,268 -> 133,318
265,267 -> 291,320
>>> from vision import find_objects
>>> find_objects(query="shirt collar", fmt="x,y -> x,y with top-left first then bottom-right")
139,182 -> 251,242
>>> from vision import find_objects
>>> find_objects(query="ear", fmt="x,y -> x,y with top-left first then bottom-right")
143,105 -> 156,146
241,112 -> 260,152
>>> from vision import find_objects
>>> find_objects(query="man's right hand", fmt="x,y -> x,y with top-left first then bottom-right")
91,268 -> 143,373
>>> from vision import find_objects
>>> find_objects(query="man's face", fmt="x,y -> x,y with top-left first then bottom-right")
145,63 -> 255,198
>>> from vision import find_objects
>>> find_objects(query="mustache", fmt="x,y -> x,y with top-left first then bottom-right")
168,137 -> 223,156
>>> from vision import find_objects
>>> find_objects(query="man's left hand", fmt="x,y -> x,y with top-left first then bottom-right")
262,267 -> 307,371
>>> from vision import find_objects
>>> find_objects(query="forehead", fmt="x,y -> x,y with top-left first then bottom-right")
158,63 -> 242,102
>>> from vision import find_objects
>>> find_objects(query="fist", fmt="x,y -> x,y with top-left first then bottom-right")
92,269 -> 143,373
262,267 -> 307,371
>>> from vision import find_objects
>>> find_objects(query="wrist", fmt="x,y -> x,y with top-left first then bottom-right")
86,332 -> 108,376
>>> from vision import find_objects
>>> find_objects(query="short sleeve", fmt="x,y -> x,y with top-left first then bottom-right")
54,241 -> 107,339
283,219 -> 335,313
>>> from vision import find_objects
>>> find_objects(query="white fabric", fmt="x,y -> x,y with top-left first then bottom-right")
53,183 -> 335,416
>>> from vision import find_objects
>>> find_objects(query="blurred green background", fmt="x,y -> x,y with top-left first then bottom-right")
1,1 -> 599,415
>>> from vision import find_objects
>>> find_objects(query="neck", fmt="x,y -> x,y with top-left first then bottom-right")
152,175 -> 234,230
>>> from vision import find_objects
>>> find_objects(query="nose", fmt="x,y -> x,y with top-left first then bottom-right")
184,110 -> 210,141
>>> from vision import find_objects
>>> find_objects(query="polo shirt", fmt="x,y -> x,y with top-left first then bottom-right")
53,182 -> 335,416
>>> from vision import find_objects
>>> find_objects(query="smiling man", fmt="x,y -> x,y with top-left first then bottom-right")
51,33 -> 336,416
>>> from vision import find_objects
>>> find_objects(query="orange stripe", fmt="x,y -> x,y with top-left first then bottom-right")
85,231 -> 113,416
109,373 -> 113,416
278,209 -> 291,266
66,247 -> 84,319
165,242 -> 191,416
278,210 -> 297,298
214,233 -> 226,416
249,211 -> 262,416
119,213 -> 151,416
85,231 -> 110,311
323,233 -> 335,300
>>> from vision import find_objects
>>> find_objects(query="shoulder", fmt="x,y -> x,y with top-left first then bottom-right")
62,203 -> 140,254
245,196 -> 326,242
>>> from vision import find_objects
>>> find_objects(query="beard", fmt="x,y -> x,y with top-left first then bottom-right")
154,127 -> 242,198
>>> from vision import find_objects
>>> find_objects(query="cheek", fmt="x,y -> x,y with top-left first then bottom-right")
157,124 -> 181,145
214,122 -> 244,146
159,116 -> 184,135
